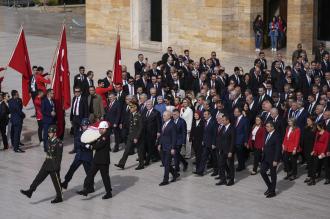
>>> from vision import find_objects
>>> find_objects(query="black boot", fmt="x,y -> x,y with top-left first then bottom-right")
20,189 -> 32,198
51,197 -> 63,204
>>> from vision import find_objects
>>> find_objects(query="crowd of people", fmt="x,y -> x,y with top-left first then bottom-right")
1,42 -> 330,202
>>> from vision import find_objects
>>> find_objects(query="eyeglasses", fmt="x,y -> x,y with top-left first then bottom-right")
74,90 -> 81,93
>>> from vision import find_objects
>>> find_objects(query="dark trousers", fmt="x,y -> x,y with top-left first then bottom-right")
0,122 -> 8,148
174,145 -> 188,171
210,148 -> 219,174
305,151 -> 313,177
110,127 -> 121,149
325,157 -> 330,180
310,156 -> 330,180
72,116 -> 81,152
144,133 -> 158,162
219,151 -> 234,181
236,144 -> 246,169
118,139 -> 143,167
84,163 -> 112,193
283,152 -> 298,176
29,167 -> 62,198
11,123 -> 22,151
37,120 -> 43,142
192,140 -> 202,170
260,161 -> 277,193
161,148 -> 176,182
64,158 -> 92,184
197,146 -> 210,174
252,148 -> 262,172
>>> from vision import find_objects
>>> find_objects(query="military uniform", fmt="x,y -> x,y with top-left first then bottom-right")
117,112 -> 143,168
21,130 -> 63,203
62,129 -> 93,189
81,131 -> 112,196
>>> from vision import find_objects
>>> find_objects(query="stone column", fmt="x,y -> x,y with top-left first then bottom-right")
287,0 -> 314,62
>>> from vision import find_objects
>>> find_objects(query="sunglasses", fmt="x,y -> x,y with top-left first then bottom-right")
74,90 -> 81,93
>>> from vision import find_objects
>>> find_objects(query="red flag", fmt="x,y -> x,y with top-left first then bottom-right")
113,34 -> 122,85
52,25 -> 71,137
8,28 -> 32,106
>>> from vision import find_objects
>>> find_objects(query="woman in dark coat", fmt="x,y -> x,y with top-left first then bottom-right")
189,111 -> 204,172
302,116 -> 316,183
0,92 -> 10,150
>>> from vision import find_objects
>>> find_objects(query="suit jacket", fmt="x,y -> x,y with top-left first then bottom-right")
41,98 -> 56,124
88,94 -> 105,122
0,101 -> 9,125
295,108 -> 308,131
105,100 -> 121,126
8,98 -> 25,125
272,116 -> 285,141
159,120 -> 177,151
134,61 -> 146,75
127,112 -> 143,140
216,124 -> 235,154
73,74 -> 89,95
248,126 -> 266,150
174,118 -> 187,145
229,74 -> 243,86
190,119 -> 204,144
202,118 -> 217,147
262,131 -> 281,163
70,96 -> 89,121
91,132 -> 111,165
136,78 -> 149,93
234,116 -> 249,145
142,109 -> 161,136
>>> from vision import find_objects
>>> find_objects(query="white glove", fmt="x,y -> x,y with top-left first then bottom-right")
85,144 -> 91,149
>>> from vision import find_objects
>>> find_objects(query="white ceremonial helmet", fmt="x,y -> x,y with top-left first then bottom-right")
98,121 -> 109,129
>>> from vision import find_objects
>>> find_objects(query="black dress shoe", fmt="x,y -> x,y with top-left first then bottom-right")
112,147 -> 119,153
171,173 -> 180,182
264,189 -> 270,196
307,180 -> 316,186
144,161 -> 150,166
289,175 -> 297,181
215,180 -> 226,186
77,190 -> 88,196
159,181 -> 169,186
226,180 -> 234,186
114,164 -> 124,169
20,189 -> 32,198
14,149 -> 23,153
61,181 -> 68,189
51,197 -> 63,203
102,192 -> 112,199
135,165 -> 144,170
324,179 -> 330,185
18,148 -> 25,153
68,150 -> 76,154
250,171 -> 257,175
304,178 -> 311,183
19,142 -> 25,146
266,192 -> 276,198
211,172 -> 218,177
215,176 -> 221,180
283,174 -> 291,180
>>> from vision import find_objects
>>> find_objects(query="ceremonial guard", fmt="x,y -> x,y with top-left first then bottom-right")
61,118 -> 93,189
20,125 -> 63,203
77,121 -> 112,199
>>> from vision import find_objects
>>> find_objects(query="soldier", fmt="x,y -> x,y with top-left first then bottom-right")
115,103 -> 144,170
77,121 -> 112,199
61,118 -> 93,190
20,125 -> 63,204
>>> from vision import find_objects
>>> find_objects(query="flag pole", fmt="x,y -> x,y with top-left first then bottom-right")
50,21 -> 65,89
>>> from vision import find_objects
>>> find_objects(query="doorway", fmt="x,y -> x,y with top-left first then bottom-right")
317,0 -> 330,41
150,0 -> 162,42
263,0 -> 287,49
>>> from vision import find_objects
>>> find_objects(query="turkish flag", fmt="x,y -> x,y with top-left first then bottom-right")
52,25 -> 71,137
8,28 -> 32,106
113,34 -> 122,85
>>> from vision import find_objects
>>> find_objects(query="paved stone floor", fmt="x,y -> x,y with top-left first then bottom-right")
0,6 -> 329,219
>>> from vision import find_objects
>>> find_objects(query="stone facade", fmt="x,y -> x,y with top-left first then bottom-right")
86,0 -> 315,61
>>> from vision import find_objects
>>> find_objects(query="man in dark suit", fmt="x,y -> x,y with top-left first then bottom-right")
216,114 -> 235,186
70,87 -> 89,153
146,75 -> 162,96
260,121 -> 281,198
229,67 -> 243,86
161,47 -> 177,65
172,109 -> 188,172
115,103 -> 143,169
233,107 -> 249,171
142,100 -> 161,164
123,77 -> 137,96
134,54 -> 146,75
249,66 -> 264,96
195,110 -> 216,176
321,53 -> 330,73
254,52 -> 268,72
103,70 -> 113,88
77,121 -> 112,199
73,66 -> 89,96
295,100 -> 308,132
210,51 -> 220,68
257,86 -> 273,110
41,89 -> 56,152
29,66 -> 38,101
8,90 -> 25,153
306,94 -> 317,115
136,72 -> 149,93
270,107 -> 285,142
158,111 -> 178,186
105,92 -> 122,152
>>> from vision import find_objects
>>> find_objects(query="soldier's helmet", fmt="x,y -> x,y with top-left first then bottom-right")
48,125 -> 57,133
81,118 -> 90,127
